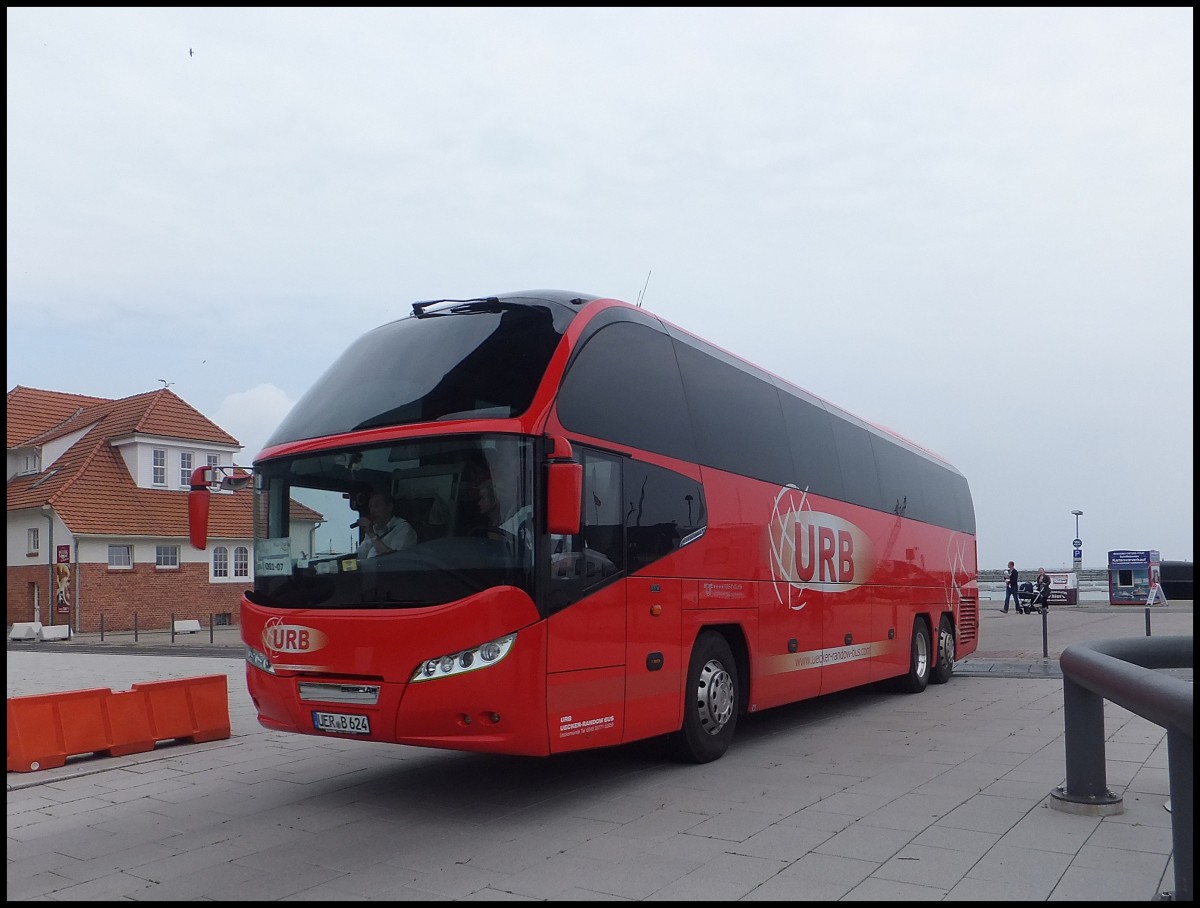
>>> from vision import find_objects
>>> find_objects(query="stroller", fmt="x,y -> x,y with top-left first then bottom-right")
1015,580 -> 1049,614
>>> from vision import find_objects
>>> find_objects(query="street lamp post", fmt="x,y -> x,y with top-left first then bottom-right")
1071,509 -> 1083,572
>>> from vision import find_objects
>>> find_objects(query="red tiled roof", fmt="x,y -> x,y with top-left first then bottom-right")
7,386 -> 251,536
6,386 -> 110,447
10,386 -> 239,448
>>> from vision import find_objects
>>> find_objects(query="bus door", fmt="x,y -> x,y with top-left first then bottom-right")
544,447 -> 627,753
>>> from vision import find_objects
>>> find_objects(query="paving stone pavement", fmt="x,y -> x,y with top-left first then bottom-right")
7,603 -> 1191,901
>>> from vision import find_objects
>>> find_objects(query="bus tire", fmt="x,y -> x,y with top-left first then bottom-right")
931,616 -> 954,685
668,631 -> 738,764
897,618 -> 931,694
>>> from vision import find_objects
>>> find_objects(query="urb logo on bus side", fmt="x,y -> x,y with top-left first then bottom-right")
263,617 -> 328,655
768,485 -> 876,610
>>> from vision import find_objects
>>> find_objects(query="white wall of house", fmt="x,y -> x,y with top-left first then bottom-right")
7,447 -> 42,479
6,507 -> 69,568
111,435 -> 239,491
74,535 -> 256,582
43,426 -> 96,469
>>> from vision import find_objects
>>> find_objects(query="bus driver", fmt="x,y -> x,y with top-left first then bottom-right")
354,490 -> 417,559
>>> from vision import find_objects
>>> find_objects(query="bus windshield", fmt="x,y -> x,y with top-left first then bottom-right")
264,297 -> 571,448
251,434 -> 536,609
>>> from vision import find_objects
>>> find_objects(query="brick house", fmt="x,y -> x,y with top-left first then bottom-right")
7,385 -> 274,633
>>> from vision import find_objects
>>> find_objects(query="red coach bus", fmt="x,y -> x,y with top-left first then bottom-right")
190,291 -> 978,763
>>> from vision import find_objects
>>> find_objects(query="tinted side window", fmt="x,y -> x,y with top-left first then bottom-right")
558,323 -> 697,462
942,468 -> 976,535
910,455 -> 957,531
831,419 -> 883,512
624,459 -> 707,571
673,339 -> 792,485
870,434 -> 973,533
778,387 -> 845,502
871,433 -> 920,518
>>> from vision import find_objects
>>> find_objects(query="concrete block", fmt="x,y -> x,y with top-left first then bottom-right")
174,619 -> 202,634
9,622 -> 42,641
39,625 -> 71,641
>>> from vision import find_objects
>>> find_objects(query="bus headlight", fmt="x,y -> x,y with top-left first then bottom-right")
410,633 -> 516,683
245,644 -> 275,674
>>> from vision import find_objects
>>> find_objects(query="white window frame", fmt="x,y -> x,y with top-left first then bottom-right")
180,452 -> 193,488
156,545 -> 180,569
212,545 -> 230,579
108,544 -> 133,569
152,448 -> 167,486
28,527 -> 40,554
233,545 -> 250,578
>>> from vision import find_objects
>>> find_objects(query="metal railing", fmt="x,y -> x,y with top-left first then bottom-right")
1054,635 -> 1193,901
99,613 -> 220,644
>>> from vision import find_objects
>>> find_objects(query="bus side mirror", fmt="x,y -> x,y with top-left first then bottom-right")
188,466 -> 213,550
187,465 -> 253,550
546,461 -> 582,536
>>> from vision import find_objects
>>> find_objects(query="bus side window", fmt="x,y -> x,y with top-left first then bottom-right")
580,451 -> 622,573
623,458 -> 706,571
546,447 -> 623,607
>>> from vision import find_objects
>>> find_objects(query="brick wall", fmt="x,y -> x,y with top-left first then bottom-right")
5,563 -> 243,633
6,564 -> 49,627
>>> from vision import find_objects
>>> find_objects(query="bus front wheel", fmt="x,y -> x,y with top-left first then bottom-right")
669,631 -> 738,764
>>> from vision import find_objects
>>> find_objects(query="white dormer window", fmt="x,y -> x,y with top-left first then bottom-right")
152,448 -> 167,485
21,452 -> 41,474
180,451 -> 193,487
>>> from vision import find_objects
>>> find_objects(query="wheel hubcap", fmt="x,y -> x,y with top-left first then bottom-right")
696,659 -> 734,736
915,631 -> 929,677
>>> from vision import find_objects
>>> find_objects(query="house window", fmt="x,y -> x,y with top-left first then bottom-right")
180,452 -> 193,488
233,546 -> 250,578
152,449 -> 167,485
108,545 -> 133,569
213,546 -> 229,578
156,545 -> 180,568
28,527 -> 40,554
22,452 -> 41,474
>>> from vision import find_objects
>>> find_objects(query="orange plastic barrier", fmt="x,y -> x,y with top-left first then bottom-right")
6,675 -> 230,773
134,675 -> 231,744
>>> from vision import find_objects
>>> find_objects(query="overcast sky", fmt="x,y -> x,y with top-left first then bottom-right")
7,7 -> 1193,571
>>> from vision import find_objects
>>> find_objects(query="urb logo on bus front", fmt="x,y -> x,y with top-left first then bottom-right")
263,616 -> 328,655
768,485 -> 876,610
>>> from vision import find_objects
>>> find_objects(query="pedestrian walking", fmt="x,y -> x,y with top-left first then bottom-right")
1003,561 -> 1020,613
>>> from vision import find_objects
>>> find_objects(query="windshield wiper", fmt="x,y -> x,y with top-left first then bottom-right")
411,297 -> 524,318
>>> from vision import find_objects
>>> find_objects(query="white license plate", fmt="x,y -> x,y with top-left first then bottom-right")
312,711 -> 371,735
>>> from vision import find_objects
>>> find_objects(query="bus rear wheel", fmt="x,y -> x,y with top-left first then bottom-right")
931,616 -> 955,685
668,631 -> 738,764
